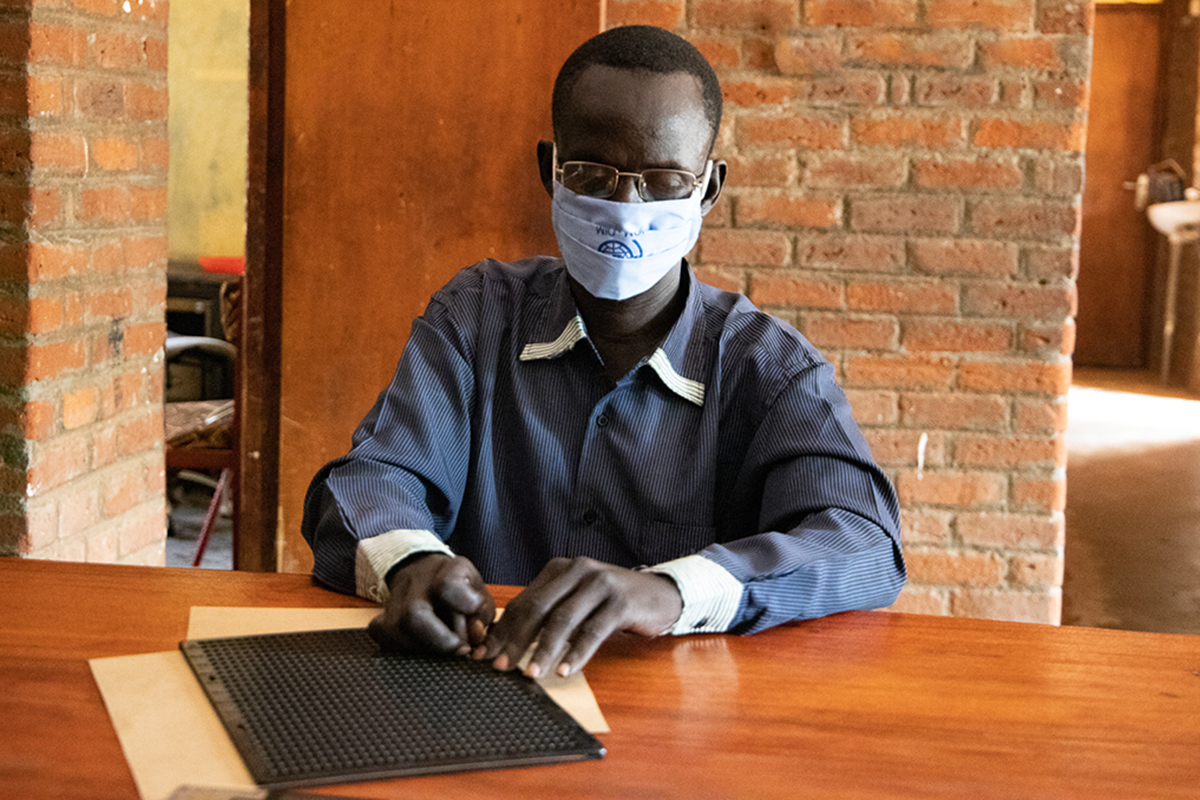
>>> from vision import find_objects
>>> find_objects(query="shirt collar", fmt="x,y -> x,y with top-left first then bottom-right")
519,260 -> 708,407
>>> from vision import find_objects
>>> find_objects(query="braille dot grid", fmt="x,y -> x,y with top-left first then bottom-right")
182,628 -> 603,787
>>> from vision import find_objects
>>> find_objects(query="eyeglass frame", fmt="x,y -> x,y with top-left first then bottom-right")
551,144 -> 713,203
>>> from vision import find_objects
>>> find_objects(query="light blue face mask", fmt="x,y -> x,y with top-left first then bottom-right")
550,165 -> 711,301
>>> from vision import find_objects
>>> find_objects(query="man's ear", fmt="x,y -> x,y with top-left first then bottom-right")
700,160 -> 727,216
537,140 -> 555,198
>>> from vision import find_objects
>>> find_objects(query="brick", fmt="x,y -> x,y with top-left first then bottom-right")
695,267 -> 744,295
142,35 -> 168,72
962,282 -> 1075,319
74,0 -> 122,15
971,199 -> 1078,241
805,0 -> 918,26
798,234 -> 906,273
29,185 -> 62,228
689,34 -> 741,69
24,400 -> 55,440
86,287 -> 133,320
1025,245 -> 1078,281
62,386 -> 99,429
124,82 -> 167,121
804,152 -> 906,189
27,433 -> 89,493
0,74 -> 23,116
606,0 -> 685,29
950,588 -> 1060,623
1009,553 -> 1063,589
926,0 -> 1034,31
116,499 -> 166,558
913,74 -> 998,108
886,585 -> 949,615
1034,78 -> 1088,110
1020,320 -> 1074,356
86,525 -> 119,563
737,113 -> 847,149
906,548 -> 1006,586
974,117 -> 1085,151
722,78 -> 794,107
845,388 -> 899,425
29,23 -> 87,67
900,508 -> 953,545
901,392 -> 1009,432
0,181 -> 25,226
804,314 -> 898,351
60,485 -> 99,537
736,192 -> 841,229
910,238 -> 1019,278
846,32 -> 973,70
958,359 -> 1071,395
30,131 -> 87,173
116,407 -> 162,457
131,185 -> 167,221
92,32 -> 141,68
122,320 -> 164,357
122,235 -> 167,270
851,195 -> 961,234
742,35 -> 778,71
24,498 -> 58,552
29,73 -> 64,117
904,320 -> 1012,353
847,279 -> 957,314
912,156 -> 1022,191
1037,0 -> 1092,34
26,339 -> 85,381
722,153 -> 797,188
141,135 -> 169,171
803,72 -> 887,106
775,33 -> 843,76
851,111 -> 964,148
750,273 -> 844,308
699,228 -> 790,267
92,422 -> 116,467
979,37 -> 1063,72
865,428 -> 946,467
955,434 -> 1063,468
692,0 -> 799,29
896,469 -> 1007,507
103,466 -> 143,517
91,137 -> 139,171
1012,474 -> 1065,513
75,77 -> 125,118
80,185 -> 133,223
0,292 -> 28,335
1014,397 -> 1067,435
844,353 -> 956,390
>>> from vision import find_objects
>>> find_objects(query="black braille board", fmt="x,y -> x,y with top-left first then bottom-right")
180,627 -> 605,789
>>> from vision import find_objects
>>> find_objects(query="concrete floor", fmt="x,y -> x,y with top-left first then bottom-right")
1062,368 -> 1200,635
165,474 -> 234,570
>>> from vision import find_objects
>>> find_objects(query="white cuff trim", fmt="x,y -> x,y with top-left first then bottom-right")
355,529 -> 454,604
643,554 -> 743,635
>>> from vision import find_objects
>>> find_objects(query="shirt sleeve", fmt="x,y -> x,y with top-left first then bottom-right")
667,357 -> 905,636
301,294 -> 475,598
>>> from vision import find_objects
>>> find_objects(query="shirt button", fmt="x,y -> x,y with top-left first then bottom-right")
582,509 -> 598,524
596,414 -> 609,428
693,618 -> 708,629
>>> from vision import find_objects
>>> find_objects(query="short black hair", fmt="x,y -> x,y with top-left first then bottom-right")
552,26 -> 723,150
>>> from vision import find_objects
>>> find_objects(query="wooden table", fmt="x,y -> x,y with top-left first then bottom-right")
3,559 -> 1198,799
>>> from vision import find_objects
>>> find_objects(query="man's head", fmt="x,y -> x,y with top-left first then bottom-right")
539,26 -> 726,211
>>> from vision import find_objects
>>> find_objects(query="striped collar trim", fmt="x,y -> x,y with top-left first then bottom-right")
519,315 -> 588,361
647,349 -> 705,406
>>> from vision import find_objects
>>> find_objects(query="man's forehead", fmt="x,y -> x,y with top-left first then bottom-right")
561,64 -> 706,126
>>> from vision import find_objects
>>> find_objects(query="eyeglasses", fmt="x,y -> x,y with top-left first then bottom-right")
553,145 -> 711,202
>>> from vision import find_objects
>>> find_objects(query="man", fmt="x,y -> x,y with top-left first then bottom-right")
302,25 -> 904,679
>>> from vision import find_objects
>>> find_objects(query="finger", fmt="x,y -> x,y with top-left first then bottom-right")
555,604 -> 624,676
483,559 -> 580,664
524,579 -> 612,678
371,601 -> 465,654
437,567 -> 488,616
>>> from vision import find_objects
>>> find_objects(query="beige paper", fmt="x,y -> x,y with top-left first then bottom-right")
90,605 -> 609,800
89,651 -> 256,800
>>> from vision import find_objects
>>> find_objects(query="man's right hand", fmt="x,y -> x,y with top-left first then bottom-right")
367,552 -> 495,656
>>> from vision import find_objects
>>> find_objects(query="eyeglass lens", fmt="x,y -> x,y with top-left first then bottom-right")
559,162 -> 697,201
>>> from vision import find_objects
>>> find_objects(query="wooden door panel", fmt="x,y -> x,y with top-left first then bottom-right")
277,1 -> 600,572
1076,5 -> 1163,367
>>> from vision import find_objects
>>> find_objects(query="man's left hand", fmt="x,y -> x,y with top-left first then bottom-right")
477,557 -> 682,677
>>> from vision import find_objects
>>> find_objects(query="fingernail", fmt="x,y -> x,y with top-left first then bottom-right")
526,663 -> 541,679
557,663 -> 571,677
492,654 -> 509,671
455,644 -> 470,657
471,645 -> 486,660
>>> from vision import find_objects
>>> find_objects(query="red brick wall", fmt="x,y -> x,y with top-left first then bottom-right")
0,0 -> 168,563
608,0 -> 1090,623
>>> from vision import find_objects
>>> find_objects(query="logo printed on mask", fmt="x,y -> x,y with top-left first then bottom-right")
598,239 -> 643,259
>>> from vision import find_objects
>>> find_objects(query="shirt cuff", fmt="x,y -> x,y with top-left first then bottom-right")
354,529 -> 454,604
642,554 -> 743,635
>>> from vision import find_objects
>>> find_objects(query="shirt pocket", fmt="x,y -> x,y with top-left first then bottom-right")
634,520 -> 717,566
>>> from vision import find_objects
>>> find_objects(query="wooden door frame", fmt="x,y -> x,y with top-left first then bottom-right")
238,0 -> 285,571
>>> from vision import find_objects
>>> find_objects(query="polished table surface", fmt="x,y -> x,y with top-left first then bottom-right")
3,559 -> 1199,799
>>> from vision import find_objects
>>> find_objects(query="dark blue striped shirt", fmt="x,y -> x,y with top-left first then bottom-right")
302,257 -> 905,634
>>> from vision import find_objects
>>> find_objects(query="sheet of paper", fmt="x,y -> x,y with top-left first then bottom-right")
90,604 -> 609,800
89,651 -> 256,800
